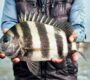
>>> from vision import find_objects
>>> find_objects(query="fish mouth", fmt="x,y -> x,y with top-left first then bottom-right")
3,48 -> 20,59
1,42 -> 20,58
6,45 -> 20,58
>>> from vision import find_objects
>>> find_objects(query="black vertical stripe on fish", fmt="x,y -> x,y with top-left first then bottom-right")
35,23 -> 49,58
19,22 -> 33,55
55,32 -> 63,58
9,25 -> 19,38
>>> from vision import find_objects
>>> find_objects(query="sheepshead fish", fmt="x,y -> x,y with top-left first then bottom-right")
0,21 -> 70,75
0,13 -> 75,60
0,13 -> 88,75
0,21 -> 69,60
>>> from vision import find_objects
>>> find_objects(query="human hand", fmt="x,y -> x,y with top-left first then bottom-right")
51,32 -> 78,63
69,32 -> 78,62
0,53 -> 20,63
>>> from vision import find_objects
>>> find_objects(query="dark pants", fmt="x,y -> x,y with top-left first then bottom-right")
13,57 -> 78,80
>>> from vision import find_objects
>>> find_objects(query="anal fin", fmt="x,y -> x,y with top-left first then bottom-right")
26,60 -> 40,76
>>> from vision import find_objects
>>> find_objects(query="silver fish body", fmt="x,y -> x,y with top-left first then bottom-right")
0,13 -> 75,61
0,21 -> 69,61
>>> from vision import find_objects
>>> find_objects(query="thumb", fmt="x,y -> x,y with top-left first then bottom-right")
11,57 -> 20,64
0,53 -> 6,59
3,28 -> 9,33
69,32 -> 77,43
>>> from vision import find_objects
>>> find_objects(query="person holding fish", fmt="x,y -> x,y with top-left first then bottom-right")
0,0 -> 86,80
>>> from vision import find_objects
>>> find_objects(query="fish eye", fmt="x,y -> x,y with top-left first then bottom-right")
3,37 -> 8,43
3,35 -> 10,43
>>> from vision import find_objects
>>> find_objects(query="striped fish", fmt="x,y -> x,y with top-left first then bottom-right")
0,21 -> 69,75
0,13 -> 75,60
0,21 -> 69,61
0,13 -> 88,75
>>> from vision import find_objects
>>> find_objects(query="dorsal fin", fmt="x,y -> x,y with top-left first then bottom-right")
19,12 -> 57,25
19,12 -> 74,38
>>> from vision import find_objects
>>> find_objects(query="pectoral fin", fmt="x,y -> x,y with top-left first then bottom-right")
26,60 -> 40,76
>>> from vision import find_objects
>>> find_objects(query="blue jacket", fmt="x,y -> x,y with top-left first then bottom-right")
1,0 -> 86,42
